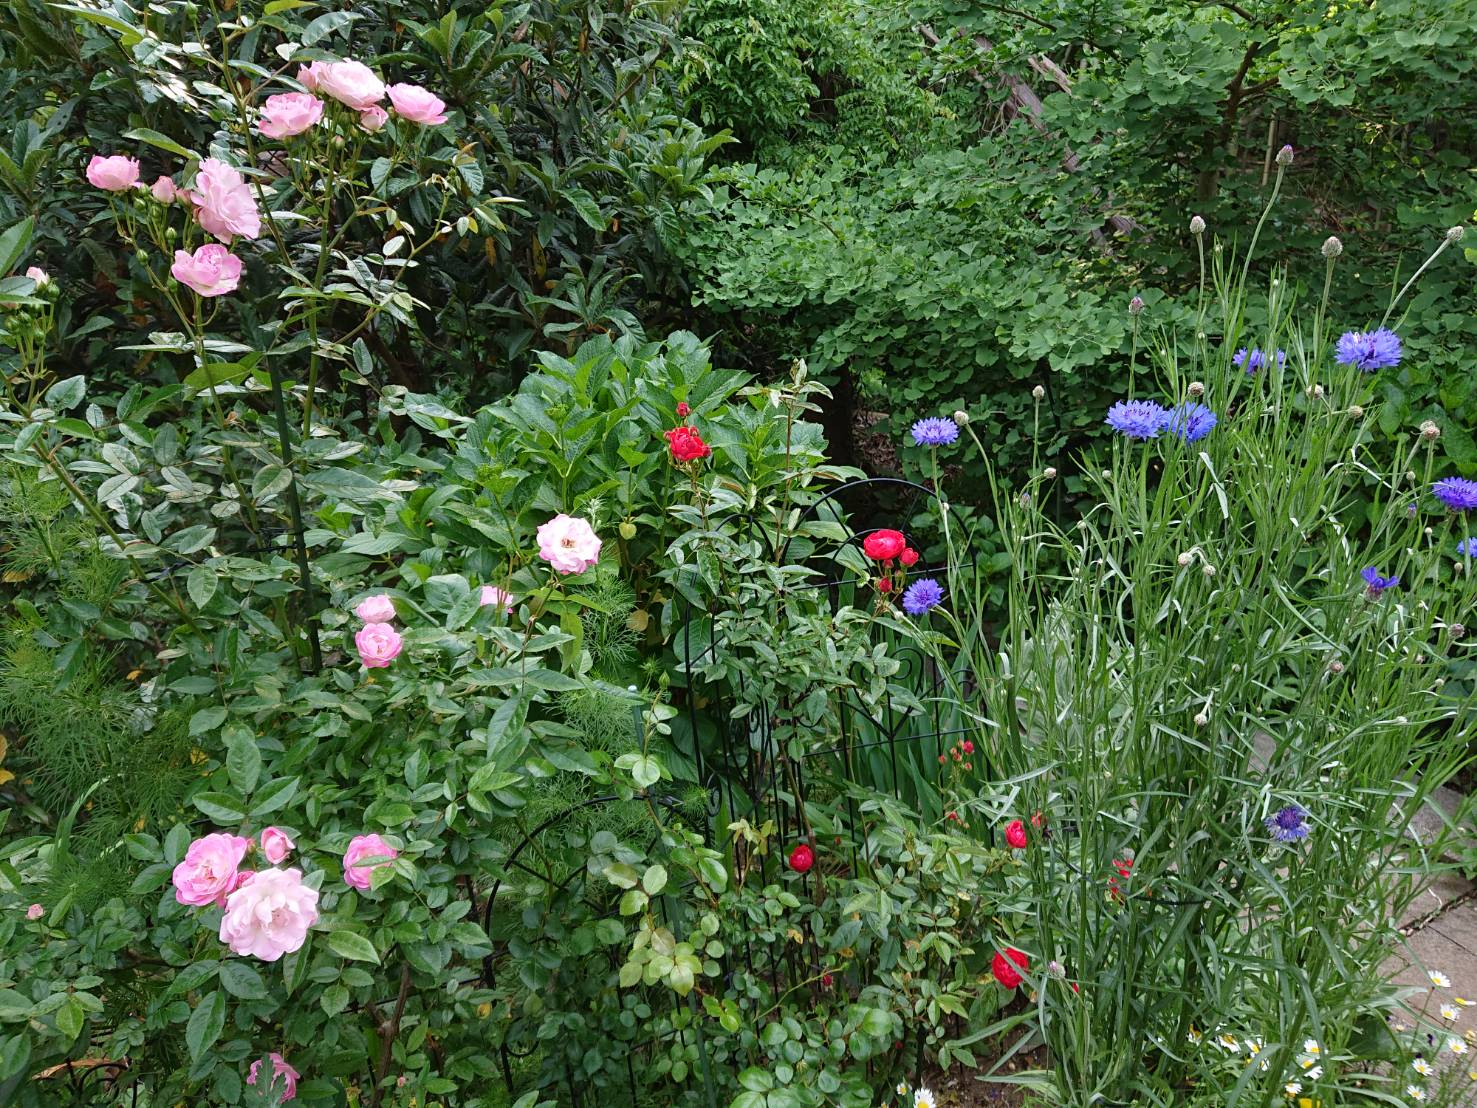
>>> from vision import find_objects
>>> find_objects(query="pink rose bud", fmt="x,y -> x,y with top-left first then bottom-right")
296,61 -> 325,91
172,832 -> 251,907
355,622 -> 403,669
536,514 -> 602,575
358,105 -> 389,133
170,244 -> 243,298
387,83 -> 449,125
259,826 -> 295,865
342,833 -> 398,890
219,868 -> 318,961
191,158 -> 262,243
247,1053 -> 300,1102
354,594 -> 396,623
257,92 -> 324,139
151,175 -> 177,203
26,904 -> 43,920
316,59 -> 386,110
24,267 -> 48,286
479,585 -> 514,613
85,154 -> 141,191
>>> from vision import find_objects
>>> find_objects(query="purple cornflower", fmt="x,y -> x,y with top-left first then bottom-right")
1335,328 -> 1402,372
1361,566 -> 1399,596
1232,347 -> 1286,375
910,417 -> 959,447
1165,402 -> 1217,444
902,578 -> 944,616
1265,805 -> 1310,843
1458,538 -> 1477,558
1105,399 -> 1170,440
1434,477 -> 1477,512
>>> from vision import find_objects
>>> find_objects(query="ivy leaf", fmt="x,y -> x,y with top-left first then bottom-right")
185,989 -> 226,1061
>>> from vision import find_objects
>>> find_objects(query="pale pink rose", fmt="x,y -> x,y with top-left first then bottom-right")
258,92 -> 324,139
191,158 -> 261,243
536,514 -> 601,575
358,106 -> 389,133
316,60 -> 385,110
151,175 -> 177,203
479,585 -> 514,613
247,1053 -> 300,1102
25,904 -> 43,920
353,594 -> 396,623
218,867 -> 318,961
171,244 -> 242,298
296,61 -> 326,91
259,827 -> 295,865
354,622 -> 402,669
342,833 -> 397,890
387,83 -> 448,125
85,154 -> 140,191
172,832 -> 251,907
24,267 -> 47,286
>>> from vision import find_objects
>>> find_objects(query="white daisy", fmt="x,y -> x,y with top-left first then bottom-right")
896,1084 -> 909,1097
1457,996 -> 1476,1007
1305,1065 -> 1323,1080
1298,1054 -> 1318,1070
1413,1058 -> 1434,1076
1284,1082 -> 1302,1097
1217,1033 -> 1241,1053
914,1088 -> 936,1108
1302,1038 -> 1321,1055
1187,1027 -> 1203,1045
1406,1085 -> 1427,1102
1449,1037 -> 1469,1056
1430,970 -> 1452,988
1441,1003 -> 1461,1021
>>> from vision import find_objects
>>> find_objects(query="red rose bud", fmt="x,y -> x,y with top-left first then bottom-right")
665,425 -> 711,462
861,529 -> 906,562
991,948 -> 1029,990
877,579 -> 893,593
899,547 -> 919,567
1005,819 -> 1028,849
962,740 -> 974,754
821,973 -> 833,988
676,402 -> 690,417
1030,810 -> 1047,829
787,844 -> 814,873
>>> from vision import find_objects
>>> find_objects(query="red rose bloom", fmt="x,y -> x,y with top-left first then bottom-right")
1005,819 -> 1028,849
787,843 -> 814,873
665,425 -> 711,463
861,529 -> 906,562
899,547 -> 919,567
991,948 -> 1029,990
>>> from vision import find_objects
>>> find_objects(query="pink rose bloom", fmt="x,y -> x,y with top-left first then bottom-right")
218,867 -> 318,961
192,158 -> 261,243
354,594 -> 396,623
247,1053 -> 300,1102
151,175 -> 177,203
296,61 -> 326,91
355,622 -> 403,669
316,60 -> 386,110
358,106 -> 389,133
24,267 -> 47,286
259,827 -> 295,865
258,92 -> 324,139
536,514 -> 602,575
342,833 -> 397,890
172,832 -> 251,907
387,83 -> 448,125
85,154 -> 140,191
26,904 -> 43,920
171,244 -> 243,298
479,586 -> 514,612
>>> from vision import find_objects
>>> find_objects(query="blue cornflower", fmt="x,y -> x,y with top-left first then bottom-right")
1434,477 -> 1477,512
910,417 -> 959,447
1458,537 -> 1477,558
902,578 -> 945,616
1335,328 -> 1402,372
1361,566 -> 1399,595
1165,402 -> 1218,444
1105,399 -> 1171,440
1265,805 -> 1310,843
1232,347 -> 1286,375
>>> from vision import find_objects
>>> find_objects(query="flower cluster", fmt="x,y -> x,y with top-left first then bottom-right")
937,737 -> 974,773
1106,399 -> 1218,444
352,593 -> 404,669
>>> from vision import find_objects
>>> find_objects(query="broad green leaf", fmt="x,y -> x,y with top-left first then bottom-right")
326,930 -> 381,964
185,989 -> 226,1061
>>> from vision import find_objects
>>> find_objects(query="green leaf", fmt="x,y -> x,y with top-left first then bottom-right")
43,374 -> 85,411
642,864 -> 668,896
189,706 -> 227,736
327,930 -> 381,964
0,217 -> 34,276
186,564 -> 217,609
249,776 -> 299,816
320,984 -> 350,1016
192,792 -> 247,823
217,962 -> 268,1000
123,127 -> 197,160
300,10 -> 360,45
185,989 -> 227,1061
225,727 -> 261,794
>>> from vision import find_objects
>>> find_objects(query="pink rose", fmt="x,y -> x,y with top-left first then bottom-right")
358,106 -> 389,133
218,867 -> 318,961
387,83 -> 448,125
171,244 -> 243,298
151,175 -> 177,203
536,514 -> 602,575
355,622 -> 403,669
172,832 -> 251,907
342,833 -> 397,890
85,154 -> 140,191
354,594 -> 396,623
24,267 -> 47,286
259,827 -> 295,865
26,904 -> 43,920
247,1053 -> 300,1102
316,60 -> 386,110
191,158 -> 261,243
479,586 -> 514,613
296,61 -> 326,91
258,92 -> 324,139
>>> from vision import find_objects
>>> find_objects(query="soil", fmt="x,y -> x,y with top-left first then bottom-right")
913,1046 -> 1049,1107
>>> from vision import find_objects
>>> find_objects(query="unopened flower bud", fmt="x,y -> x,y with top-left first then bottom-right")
24,266 -> 48,287
1306,384 -> 1324,399
1452,623 -> 1466,640
1446,225 -> 1466,243
1032,385 -> 1046,400
1321,236 -> 1342,258
1129,296 -> 1144,315
1396,715 -> 1408,726
1202,563 -> 1216,577
1328,660 -> 1344,674
1348,404 -> 1363,418
1177,551 -> 1193,567
1187,381 -> 1205,398
1189,215 -> 1206,235
1193,712 -> 1209,727
1019,492 -> 1031,508
953,410 -> 969,426
1406,470 -> 1417,483
1420,420 -> 1441,440
1276,144 -> 1294,166
1043,466 -> 1057,479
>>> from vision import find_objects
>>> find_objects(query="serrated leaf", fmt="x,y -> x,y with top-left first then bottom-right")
225,728 -> 261,794
326,930 -> 381,964
185,989 -> 226,1061
217,962 -> 267,1000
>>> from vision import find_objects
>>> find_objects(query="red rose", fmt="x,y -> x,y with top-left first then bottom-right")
676,402 -> 690,417
962,740 -> 974,754
1030,811 -> 1047,829
665,425 -> 711,463
1005,819 -> 1028,849
821,973 -> 834,988
877,579 -> 893,593
861,529 -> 906,562
991,947 -> 1029,990
899,547 -> 919,567
787,844 -> 814,873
